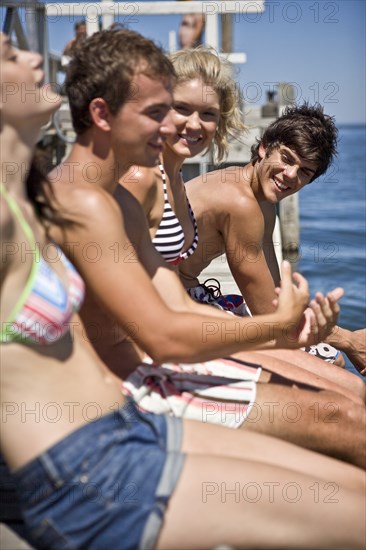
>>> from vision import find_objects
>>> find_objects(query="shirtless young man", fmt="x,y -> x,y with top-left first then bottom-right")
46,30 -> 366,467
180,104 -> 366,375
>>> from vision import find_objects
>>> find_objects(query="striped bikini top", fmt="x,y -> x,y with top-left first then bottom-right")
0,183 -> 85,345
152,164 -> 198,265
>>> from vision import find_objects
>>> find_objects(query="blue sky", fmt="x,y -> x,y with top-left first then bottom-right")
3,0 -> 365,123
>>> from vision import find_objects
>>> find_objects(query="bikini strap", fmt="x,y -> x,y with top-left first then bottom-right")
158,164 -> 169,201
0,183 -> 41,340
0,183 -> 36,246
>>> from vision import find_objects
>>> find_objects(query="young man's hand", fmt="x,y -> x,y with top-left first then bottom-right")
273,262 -> 344,349
308,288 -> 344,342
274,261 -> 309,327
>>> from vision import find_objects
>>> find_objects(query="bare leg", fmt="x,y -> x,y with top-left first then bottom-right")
157,454 -> 366,549
262,349 -> 365,398
181,420 -> 366,492
242,384 -> 366,469
231,349 -> 365,404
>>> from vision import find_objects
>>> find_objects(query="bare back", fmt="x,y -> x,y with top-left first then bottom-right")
47,172 -> 148,379
181,166 -> 280,315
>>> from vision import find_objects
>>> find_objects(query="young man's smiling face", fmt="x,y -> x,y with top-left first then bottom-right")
256,143 -> 318,203
110,72 -> 175,170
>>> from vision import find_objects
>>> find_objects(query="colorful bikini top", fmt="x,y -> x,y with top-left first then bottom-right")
152,164 -> 198,265
0,183 -> 85,345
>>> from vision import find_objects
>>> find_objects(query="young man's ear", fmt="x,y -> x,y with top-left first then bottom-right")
89,98 -> 111,131
258,143 -> 267,160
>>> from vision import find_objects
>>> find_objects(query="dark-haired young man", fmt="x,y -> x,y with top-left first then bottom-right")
181,104 -> 365,373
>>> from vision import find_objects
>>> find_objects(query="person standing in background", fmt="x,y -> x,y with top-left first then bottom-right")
63,20 -> 87,58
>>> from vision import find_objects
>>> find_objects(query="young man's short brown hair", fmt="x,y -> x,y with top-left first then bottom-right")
66,29 -> 175,135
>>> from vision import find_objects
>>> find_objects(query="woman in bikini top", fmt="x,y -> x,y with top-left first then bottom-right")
120,47 -> 245,267
0,183 -> 84,345
0,33 -> 125,473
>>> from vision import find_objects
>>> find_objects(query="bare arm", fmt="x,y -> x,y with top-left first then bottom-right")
63,38 -> 76,56
118,185 -> 239,318
325,326 -> 366,374
120,165 -> 160,237
261,201 -> 281,287
119,188 -> 343,349
51,185 -> 320,365
222,195 -> 278,314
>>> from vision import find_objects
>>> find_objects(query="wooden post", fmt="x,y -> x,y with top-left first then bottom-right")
279,194 -> 300,252
221,13 -> 232,52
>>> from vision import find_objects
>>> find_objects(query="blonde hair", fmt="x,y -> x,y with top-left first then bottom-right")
170,46 -> 246,163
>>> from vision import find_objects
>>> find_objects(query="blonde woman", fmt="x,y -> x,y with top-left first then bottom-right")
120,47 -> 243,277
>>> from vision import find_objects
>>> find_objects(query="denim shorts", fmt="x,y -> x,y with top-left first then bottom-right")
11,399 -> 185,550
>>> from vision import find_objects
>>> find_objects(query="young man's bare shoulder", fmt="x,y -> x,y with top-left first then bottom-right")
187,166 -> 244,184
208,167 -> 257,210
50,176 -> 120,223
219,190 -> 261,235
114,184 -> 150,243
120,165 -> 159,208
121,165 -> 158,190
114,185 -> 146,227
187,166 -> 253,200
114,184 -> 146,219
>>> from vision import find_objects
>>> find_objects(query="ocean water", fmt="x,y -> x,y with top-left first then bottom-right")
297,124 -> 366,376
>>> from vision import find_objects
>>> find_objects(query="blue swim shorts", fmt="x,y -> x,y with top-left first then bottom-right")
11,400 -> 185,550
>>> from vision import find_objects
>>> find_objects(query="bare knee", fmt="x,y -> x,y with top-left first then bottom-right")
351,375 -> 366,402
343,400 -> 366,429
305,393 -> 364,427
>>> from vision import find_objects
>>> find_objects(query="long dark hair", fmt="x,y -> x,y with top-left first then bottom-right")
26,149 -> 69,226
